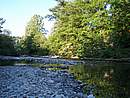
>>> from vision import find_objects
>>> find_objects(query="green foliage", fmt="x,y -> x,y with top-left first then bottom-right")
109,0 -> 130,47
47,0 -> 108,58
0,34 -> 16,55
1,0 -> 130,58
18,15 -> 49,56
0,18 -> 16,56
46,0 -> 130,58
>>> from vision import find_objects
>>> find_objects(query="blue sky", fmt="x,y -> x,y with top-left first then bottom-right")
0,0 -> 57,37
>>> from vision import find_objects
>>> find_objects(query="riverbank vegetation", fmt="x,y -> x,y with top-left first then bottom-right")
0,0 -> 130,59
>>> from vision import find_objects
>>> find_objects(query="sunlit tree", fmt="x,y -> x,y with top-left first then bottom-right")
22,15 -> 48,55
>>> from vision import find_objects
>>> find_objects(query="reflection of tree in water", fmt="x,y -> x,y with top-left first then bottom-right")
69,63 -> 130,98
112,64 -> 130,97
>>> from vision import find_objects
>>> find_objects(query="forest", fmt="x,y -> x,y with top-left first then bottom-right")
0,0 -> 130,59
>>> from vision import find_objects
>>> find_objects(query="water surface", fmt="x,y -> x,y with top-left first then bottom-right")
69,63 -> 130,98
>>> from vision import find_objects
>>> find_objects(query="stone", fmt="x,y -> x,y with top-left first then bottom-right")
87,94 -> 95,98
48,79 -> 54,83
0,66 -> 84,98
51,94 -> 66,98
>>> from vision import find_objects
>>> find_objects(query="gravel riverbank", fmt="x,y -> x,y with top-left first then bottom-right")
0,66 -> 85,98
0,56 -> 85,65
0,56 -> 130,66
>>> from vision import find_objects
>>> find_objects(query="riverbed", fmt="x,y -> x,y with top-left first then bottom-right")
0,57 -> 130,98
0,66 -> 84,98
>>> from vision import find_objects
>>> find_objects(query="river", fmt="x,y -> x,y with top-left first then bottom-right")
0,59 -> 130,98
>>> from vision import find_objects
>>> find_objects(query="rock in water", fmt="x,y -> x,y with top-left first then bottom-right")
87,94 -> 95,98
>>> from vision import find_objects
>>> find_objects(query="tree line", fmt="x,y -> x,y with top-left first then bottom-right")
0,0 -> 130,58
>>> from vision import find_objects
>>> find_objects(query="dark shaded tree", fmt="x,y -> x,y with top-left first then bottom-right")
0,18 -> 16,55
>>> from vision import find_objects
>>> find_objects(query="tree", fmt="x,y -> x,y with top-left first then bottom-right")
21,15 -> 48,55
47,0 -> 130,58
108,0 -> 130,58
0,18 -> 16,55
0,18 -> 6,33
47,0 -> 110,58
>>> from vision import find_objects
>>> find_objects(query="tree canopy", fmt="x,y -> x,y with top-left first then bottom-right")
46,0 -> 130,58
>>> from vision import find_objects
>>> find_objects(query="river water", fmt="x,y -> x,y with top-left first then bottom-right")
0,60 -> 130,98
69,62 -> 130,98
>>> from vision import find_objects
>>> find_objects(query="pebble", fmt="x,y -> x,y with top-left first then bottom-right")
0,56 -> 85,65
0,66 -> 84,98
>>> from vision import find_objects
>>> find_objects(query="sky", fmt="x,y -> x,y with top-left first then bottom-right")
0,0 -> 57,37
